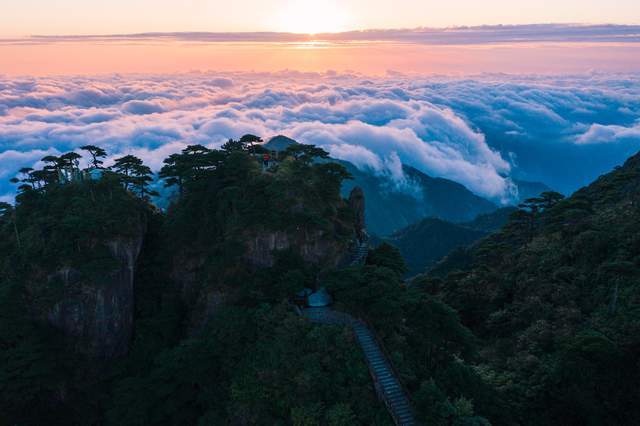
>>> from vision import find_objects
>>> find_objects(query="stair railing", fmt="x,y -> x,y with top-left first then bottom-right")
357,316 -> 418,425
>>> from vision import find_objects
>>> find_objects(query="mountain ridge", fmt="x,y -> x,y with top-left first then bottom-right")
415,150 -> 640,425
264,135 -> 549,236
381,207 -> 516,277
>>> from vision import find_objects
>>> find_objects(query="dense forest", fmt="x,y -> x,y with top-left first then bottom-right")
0,136 -> 638,425
380,208 -> 516,277
416,153 -> 640,425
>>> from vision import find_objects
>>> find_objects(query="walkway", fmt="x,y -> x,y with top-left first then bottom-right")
349,235 -> 370,266
303,307 -> 418,426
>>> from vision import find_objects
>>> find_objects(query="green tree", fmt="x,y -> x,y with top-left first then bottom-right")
111,154 -> 149,193
239,134 -> 265,154
81,145 -> 107,169
0,283 -> 68,424
40,155 -> 63,185
284,144 -> 330,164
0,202 -> 20,249
159,145 -> 223,196
221,138 -> 248,152
59,152 -> 82,181
366,243 -> 407,276
132,163 -> 158,200
10,167 -> 36,192
111,155 -> 141,185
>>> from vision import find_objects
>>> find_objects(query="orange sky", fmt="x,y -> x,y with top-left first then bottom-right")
2,0 -> 640,36
2,41 -> 640,76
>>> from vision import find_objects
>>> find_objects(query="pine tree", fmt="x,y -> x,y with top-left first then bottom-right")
80,145 -> 107,169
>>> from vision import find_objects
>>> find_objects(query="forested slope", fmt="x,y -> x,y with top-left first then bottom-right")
416,152 -> 640,425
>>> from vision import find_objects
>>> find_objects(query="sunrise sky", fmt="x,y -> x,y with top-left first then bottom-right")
2,0 -> 640,206
3,0 -> 640,35
1,0 -> 640,75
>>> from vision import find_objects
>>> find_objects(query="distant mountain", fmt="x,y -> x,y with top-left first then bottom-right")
464,206 -> 518,233
340,163 -> 498,236
261,136 -> 555,236
261,136 -> 499,235
263,135 -> 298,151
382,207 -> 516,277
513,179 -> 553,202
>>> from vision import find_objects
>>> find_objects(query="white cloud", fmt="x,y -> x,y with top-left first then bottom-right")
576,122 -> 640,144
122,100 -> 165,115
1,71 -> 640,202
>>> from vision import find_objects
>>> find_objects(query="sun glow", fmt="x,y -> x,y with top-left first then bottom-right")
276,0 -> 350,35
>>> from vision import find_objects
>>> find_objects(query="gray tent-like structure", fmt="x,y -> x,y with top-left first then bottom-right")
307,287 -> 332,308
295,287 -> 332,308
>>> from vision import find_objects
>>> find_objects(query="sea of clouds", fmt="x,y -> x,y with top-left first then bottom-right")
1,71 -> 640,204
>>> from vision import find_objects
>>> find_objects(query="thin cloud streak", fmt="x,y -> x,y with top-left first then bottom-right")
4,24 -> 640,46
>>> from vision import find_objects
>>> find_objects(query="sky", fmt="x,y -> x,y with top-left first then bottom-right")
1,1 -> 640,206
2,0 -> 640,76
2,0 -> 640,36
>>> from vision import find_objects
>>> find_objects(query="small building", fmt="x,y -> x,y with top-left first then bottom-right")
294,287 -> 333,308
261,151 -> 278,171
307,287 -> 332,308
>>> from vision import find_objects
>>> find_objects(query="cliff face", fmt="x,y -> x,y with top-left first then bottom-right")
41,234 -> 145,359
348,187 -> 366,241
172,187 -> 366,332
244,187 -> 365,268
244,229 -> 350,268
169,252 -> 218,333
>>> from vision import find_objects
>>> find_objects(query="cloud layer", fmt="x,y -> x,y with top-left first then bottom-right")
1,71 -> 640,203
4,24 -> 640,45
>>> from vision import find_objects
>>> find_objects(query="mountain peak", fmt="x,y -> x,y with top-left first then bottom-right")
263,135 -> 298,152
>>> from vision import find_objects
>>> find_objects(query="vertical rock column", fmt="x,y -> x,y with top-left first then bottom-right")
348,186 -> 366,242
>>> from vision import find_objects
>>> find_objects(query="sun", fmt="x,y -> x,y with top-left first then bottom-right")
276,0 -> 350,35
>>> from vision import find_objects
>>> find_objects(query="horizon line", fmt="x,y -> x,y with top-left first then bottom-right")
3,23 -> 640,45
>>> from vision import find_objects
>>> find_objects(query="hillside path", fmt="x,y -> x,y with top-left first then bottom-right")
302,307 -> 418,426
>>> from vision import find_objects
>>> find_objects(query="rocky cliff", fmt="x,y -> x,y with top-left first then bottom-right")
348,186 -> 366,241
173,227 -> 352,333
172,187 -> 365,332
244,228 -> 351,268
38,232 -> 145,359
244,187 -> 364,268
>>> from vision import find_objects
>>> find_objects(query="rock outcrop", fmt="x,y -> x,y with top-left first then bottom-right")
244,228 -> 351,268
348,187 -> 366,241
170,252 -> 227,334
42,233 -> 145,359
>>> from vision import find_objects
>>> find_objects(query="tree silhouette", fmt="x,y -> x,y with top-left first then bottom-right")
220,138 -> 242,152
159,153 -> 188,195
10,168 -> 36,193
283,144 -> 329,164
41,155 -> 62,184
111,155 -> 143,190
59,152 -> 82,182
132,163 -> 158,200
239,134 -> 265,154
81,145 -> 107,169
160,145 -> 223,196
110,154 -> 157,199
517,191 -> 566,241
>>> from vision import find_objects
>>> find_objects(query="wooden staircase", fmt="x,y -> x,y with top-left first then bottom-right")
303,307 -> 417,426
